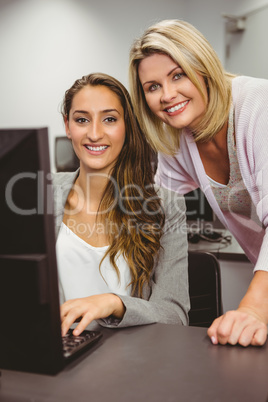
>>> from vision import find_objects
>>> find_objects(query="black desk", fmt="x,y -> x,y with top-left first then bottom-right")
1,323 -> 267,402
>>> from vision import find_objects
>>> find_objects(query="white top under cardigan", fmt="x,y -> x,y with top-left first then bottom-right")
56,222 -> 132,304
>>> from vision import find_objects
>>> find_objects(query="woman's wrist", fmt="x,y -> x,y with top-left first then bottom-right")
110,294 -> 126,319
238,270 -> 268,323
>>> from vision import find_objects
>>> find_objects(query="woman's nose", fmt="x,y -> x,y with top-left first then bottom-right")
87,121 -> 104,142
161,83 -> 177,103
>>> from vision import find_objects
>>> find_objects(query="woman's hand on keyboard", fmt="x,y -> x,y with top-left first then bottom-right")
60,294 -> 126,336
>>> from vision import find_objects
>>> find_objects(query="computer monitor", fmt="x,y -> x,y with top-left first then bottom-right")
185,188 -> 215,234
0,127 -> 64,374
55,136 -> 79,172
185,188 -> 214,221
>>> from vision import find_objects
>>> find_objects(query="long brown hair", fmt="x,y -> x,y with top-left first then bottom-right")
62,73 -> 165,297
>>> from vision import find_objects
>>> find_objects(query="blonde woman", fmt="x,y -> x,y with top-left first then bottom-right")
53,72 -> 189,336
129,19 -> 268,347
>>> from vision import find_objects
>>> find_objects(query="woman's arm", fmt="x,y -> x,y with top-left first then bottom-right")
208,77 -> 268,346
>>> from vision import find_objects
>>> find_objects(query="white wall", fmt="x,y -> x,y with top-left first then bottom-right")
0,0 -> 187,167
224,3 -> 268,78
0,0 -> 267,169
184,0 -> 268,65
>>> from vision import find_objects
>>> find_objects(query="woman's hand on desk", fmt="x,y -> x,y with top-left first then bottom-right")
60,294 -> 126,336
207,309 -> 267,347
208,270 -> 268,347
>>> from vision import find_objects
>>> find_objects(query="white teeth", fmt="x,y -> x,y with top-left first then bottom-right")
86,145 -> 108,151
167,101 -> 188,113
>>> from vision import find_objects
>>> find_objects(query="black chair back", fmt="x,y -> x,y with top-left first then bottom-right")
188,251 -> 223,327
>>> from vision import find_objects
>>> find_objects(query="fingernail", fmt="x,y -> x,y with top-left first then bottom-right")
211,336 -> 217,344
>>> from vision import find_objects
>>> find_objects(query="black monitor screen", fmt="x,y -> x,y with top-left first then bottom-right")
0,128 -> 64,374
0,129 -> 53,254
185,188 -> 214,223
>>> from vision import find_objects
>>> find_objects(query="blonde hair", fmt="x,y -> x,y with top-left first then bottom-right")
129,19 -> 235,155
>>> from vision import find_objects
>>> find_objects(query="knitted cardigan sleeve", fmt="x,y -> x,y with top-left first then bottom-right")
233,75 -> 268,272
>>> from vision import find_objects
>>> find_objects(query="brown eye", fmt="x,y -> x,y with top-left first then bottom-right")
76,118 -> 89,123
104,117 -> 117,123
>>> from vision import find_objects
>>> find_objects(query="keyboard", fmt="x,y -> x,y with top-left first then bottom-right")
62,329 -> 103,359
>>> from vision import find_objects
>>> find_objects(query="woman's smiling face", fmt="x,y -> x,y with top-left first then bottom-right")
138,53 -> 208,131
65,85 -> 126,175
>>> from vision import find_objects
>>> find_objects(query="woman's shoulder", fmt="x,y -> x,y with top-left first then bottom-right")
232,75 -> 268,129
232,76 -> 268,160
232,75 -> 268,100
52,170 -> 79,187
155,185 -> 185,213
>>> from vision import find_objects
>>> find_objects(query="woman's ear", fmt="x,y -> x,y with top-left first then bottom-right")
64,116 -> 71,139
